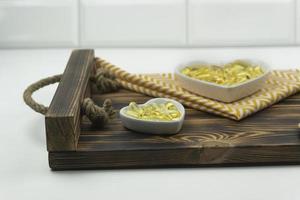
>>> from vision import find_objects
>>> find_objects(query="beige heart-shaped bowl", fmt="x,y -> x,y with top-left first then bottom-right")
120,98 -> 185,135
175,59 -> 271,103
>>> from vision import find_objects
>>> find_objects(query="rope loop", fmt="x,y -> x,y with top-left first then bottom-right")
23,61 -> 120,126
23,74 -> 62,115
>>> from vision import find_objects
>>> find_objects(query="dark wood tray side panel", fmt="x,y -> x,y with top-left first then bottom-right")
49,146 -> 300,170
45,49 -> 94,151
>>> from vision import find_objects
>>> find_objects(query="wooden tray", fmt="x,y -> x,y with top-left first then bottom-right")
46,49 -> 300,170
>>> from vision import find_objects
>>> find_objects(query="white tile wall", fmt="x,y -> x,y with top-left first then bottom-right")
80,0 -> 186,46
0,0 -> 78,47
188,0 -> 295,46
297,0 -> 300,44
0,0 -> 300,47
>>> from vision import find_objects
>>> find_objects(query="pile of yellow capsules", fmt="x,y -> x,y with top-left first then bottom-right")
181,60 -> 264,86
126,101 -> 181,121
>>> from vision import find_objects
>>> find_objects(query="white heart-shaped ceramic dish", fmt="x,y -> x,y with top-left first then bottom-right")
119,98 -> 185,135
175,59 -> 271,103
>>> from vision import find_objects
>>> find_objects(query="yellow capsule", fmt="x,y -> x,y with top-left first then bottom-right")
170,112 -> 180,118
126,110 -> 140,118
129,102 -> 139,110
166,102 -> 176,110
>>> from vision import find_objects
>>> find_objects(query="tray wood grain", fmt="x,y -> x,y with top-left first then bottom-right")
45,49 -> 94,151
49,89 -> 300,170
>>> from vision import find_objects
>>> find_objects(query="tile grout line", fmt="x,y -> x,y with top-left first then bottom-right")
185,0 -> 189,46
77,0 -> 81,48
295,0 -> 298,44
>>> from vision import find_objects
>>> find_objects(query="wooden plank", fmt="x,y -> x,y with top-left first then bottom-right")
45,49 -> 94,151
49,146 -> 300,170
49,89 -> 300,170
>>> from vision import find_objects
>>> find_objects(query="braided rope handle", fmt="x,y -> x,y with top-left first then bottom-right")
23,74 -> 62,115
23,64 -> 120,126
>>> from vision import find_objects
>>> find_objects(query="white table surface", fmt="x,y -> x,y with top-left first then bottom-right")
1,47 -> 300,200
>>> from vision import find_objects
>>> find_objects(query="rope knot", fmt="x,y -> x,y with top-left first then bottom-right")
82,98 -> 116,127
91,66 -> 120,93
